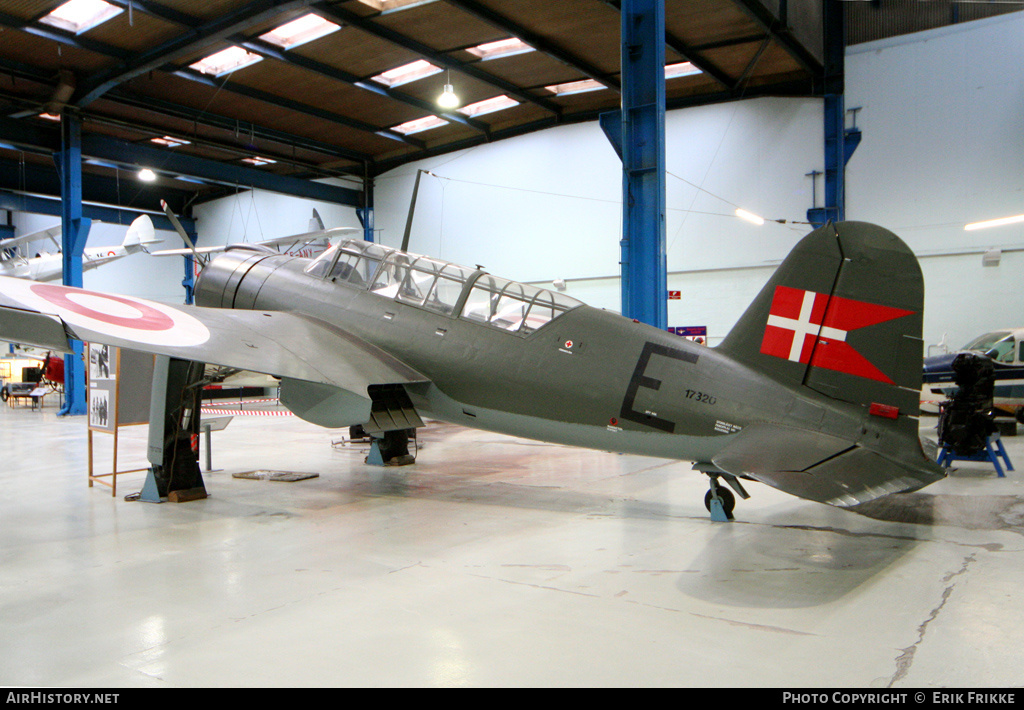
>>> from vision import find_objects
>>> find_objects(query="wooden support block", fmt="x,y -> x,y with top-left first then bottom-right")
168,487 -> 208,503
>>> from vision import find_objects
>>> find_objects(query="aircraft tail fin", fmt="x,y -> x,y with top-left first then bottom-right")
123,215 -> 161,249
717,221 -> 925,422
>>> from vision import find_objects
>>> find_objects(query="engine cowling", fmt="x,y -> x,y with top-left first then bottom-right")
194,246 -> 291,310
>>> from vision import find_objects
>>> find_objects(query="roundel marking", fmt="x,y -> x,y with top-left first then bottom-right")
32,284 -> 175,331
2,280 -> 212,347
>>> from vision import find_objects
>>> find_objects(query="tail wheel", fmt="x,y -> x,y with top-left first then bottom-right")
704,486 -> 735,516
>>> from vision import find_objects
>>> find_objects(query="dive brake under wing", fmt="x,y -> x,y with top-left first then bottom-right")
0,276 -> 428,410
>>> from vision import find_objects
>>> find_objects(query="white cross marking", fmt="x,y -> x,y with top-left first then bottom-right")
767,290 -> 847,362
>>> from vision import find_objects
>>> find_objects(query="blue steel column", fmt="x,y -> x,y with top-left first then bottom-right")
807,0 -> 854,226
56,113 -> 90,416
182,252 -> 196,305
358,170 -> 375,243
619,0 -> 667,328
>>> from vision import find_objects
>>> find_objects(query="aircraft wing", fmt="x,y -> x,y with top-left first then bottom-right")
0,276 -> 428,395
149,227 -> 361,257
0,225 -> 62,255
712,422 -> 945,507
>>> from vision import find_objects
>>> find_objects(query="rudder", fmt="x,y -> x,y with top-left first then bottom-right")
717,221 -> 925,419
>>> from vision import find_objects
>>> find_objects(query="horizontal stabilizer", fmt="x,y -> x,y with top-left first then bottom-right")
712,423 -> 945,507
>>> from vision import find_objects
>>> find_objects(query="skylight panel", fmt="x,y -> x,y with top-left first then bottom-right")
259,13 -> 341,50
356,0 -> 438,13
39,0 -> 122,35
150,136 -> 191,148
190,46 -> 263,77
545,65 -> 701,97
544,79 -> 604,96
466,38 -> 534,61
665,62 -> 701,79
391,116 -> 448,135
242,156 -> 277,166
371,59 -> 442,88
458,95 -> 519,117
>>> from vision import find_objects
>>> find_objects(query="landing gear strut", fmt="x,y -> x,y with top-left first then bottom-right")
695,464 -> 750,522
704,476 -> 736,521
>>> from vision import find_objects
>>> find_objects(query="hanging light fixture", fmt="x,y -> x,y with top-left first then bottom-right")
735,208 -> 765,225
437,69 -> 459,109
965,214 -> 1024,231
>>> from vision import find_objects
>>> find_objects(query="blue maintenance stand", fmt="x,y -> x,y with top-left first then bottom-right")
937,433 -> 1015,478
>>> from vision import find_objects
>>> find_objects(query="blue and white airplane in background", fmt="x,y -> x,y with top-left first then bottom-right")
924,328 -> 1024,420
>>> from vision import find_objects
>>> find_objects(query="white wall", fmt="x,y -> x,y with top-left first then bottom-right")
369,12 -> 1024,350
373,97 -> 822,343
191,186 -> 361,248
846,12 -> 1024,349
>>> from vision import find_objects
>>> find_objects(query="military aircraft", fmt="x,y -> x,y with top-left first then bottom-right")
0,220 -> 945,517
924,328 -> 1024,420
0,215 -> 161,281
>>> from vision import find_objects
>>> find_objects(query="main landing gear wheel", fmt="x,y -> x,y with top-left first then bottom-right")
704,486 -> 735,518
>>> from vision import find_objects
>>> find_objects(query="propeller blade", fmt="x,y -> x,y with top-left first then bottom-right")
161,200 -> 206,267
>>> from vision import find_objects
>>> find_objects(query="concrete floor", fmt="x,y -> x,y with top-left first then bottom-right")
2,398 -> 1024,688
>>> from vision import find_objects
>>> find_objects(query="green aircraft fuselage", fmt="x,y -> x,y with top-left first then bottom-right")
0,221 -> 947,511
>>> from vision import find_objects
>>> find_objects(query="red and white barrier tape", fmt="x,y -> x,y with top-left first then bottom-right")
201,407 -> 293,417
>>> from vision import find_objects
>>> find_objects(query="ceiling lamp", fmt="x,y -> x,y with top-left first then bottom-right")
965,214 -> 1024,231
138,168 -> 157,182
735,208 -> 765,225
437,70 -> 459,109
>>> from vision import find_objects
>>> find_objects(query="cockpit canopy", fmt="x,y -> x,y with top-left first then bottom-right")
305,239 -> 581,335
962,330 -> 1021,364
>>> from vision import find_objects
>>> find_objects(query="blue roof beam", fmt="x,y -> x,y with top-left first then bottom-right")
73,0 -> 319,107
81,134 -> 362,207
0,190 -> 195,237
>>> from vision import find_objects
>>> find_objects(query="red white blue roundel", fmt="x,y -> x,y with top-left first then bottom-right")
5,280 -> 210,347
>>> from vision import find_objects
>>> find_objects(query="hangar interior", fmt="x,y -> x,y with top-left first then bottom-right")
3,0 -> 1024,688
